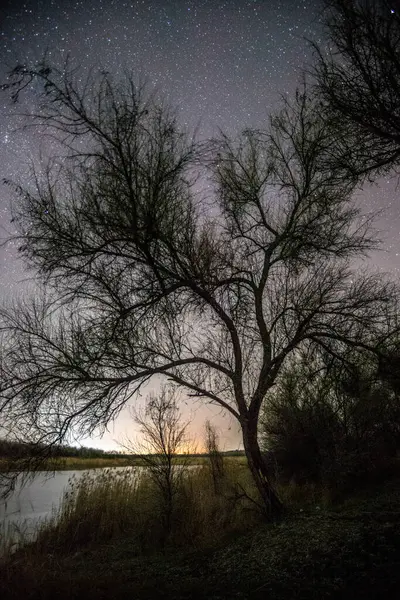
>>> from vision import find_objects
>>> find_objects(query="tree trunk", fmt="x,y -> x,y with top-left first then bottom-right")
242,418 -> 284,519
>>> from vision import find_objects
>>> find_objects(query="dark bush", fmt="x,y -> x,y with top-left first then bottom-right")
262,355 -> 400,491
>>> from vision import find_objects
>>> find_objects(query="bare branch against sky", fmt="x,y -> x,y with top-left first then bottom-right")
1,62 -> 399,514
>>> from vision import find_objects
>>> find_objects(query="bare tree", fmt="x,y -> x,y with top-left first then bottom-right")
0,62 -> 399,517
312,0 -> 400,181
121,386 -> 191,538
204,419 -> 224,492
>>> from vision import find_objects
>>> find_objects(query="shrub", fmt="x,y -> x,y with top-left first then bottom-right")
262,355 -> 400,492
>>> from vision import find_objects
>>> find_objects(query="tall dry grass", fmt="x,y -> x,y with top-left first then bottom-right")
8,460 -> 262,557
0,519 -> 36,558
1,458 -> 343,560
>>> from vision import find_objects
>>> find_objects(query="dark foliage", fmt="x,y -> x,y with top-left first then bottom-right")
312,0 -> 400,181
0,438 -> 122,460
262,349 -> 400,489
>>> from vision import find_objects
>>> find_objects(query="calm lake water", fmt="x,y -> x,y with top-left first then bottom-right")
0,468 -> 135,553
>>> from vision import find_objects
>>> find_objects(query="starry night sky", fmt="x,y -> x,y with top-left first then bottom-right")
0,0 -> 399,450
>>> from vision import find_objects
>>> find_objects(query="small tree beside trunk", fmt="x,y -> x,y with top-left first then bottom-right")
121,386 -> 192,541
204,420 -> 224,493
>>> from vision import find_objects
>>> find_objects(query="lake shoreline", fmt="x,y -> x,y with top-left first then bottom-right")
2,474 -> 400,599
0,454 -> 242,473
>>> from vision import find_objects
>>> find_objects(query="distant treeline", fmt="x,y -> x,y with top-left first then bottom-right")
0,439 -> 245,460
0,439 -> 123,460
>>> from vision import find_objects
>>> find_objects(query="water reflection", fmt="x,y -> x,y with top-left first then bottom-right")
0,467 -> 136,554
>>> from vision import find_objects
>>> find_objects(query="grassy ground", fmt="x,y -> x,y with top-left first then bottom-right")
2,464 -> 400,599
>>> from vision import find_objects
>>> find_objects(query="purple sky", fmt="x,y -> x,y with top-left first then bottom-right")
0,0 -> 399,450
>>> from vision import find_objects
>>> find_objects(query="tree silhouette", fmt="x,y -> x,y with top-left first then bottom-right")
312,0 -> 400,181
0,62 -> 399,516
204,419 -> 224,493
121,386 -> 192,541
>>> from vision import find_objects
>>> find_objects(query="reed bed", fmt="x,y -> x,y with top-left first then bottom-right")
4,460 -> 261,558
1,460 -> 342,560
0,518 -> 37,558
